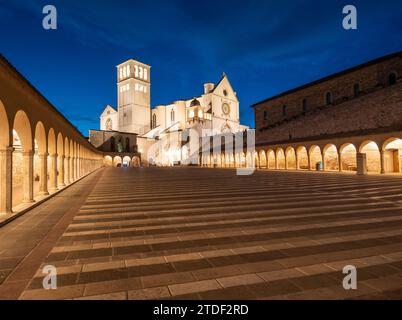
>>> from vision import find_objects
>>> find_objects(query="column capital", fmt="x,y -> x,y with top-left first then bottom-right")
39,152 -> 49,157
49,153 -> 58,158
0,147 -> 14,154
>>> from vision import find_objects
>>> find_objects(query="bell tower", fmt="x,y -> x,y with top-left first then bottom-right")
117,59 -> 151,134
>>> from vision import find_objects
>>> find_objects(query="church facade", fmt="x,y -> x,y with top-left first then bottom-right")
92,59 -> 248,166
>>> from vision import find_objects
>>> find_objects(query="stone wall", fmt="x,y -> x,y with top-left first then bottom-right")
254,53 -> 402,145
255,81 -> 402,145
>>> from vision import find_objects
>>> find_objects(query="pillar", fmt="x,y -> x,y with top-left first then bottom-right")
307,152 -> 311,170
22,150 -> 35,203
380,150 -> 386,174
49,153 -> 58,192
70,156 -> 74,182
58,155 -> 65,187
338,152 -> 343,172
356,152 -> 367,175
38,152 -> 49,196
295,152 -> 300,170
285,153 -> 289,170
0,147 -> 13,214
321,151 -> 326,171
65,156 -> 70,184
275,155 -> 278,170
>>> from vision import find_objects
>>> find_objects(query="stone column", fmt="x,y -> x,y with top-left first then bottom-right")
65,156 -> 70,184
0,147 -> 13,214
58,155 -> 65,187
295,152 -> 300,170
22,150 -> 35,203
338,152 -> 343,172
49,153 -> 58,192
70,157 -> 74,182
356,152 -> 367,175
307,153 -> 311,170
275,156 -> 278,170
380,150 -> 386,174
38,152 -> 49,196
285,153 -> 289,170
321,151 -> 326,171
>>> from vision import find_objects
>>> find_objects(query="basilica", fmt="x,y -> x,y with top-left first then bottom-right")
89,59 -> 248,166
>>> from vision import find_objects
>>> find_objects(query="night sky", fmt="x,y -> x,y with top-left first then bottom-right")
1,0 -> 402,136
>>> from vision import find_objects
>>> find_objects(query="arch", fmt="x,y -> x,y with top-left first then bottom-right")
105,118 -> 113,131
276,148 -> 285,169
0,100 -> 10,148
13,110 -> 32,152
122,156 -> 132,167
64,137 -> 70,158
152,114 -> 157,129
48,128 -> 56,155
267,149 -> 276,169
259,150 -> 267,168
296,146 -> 309,170
34,122 -> 47,196
34,122 -> 47,155
323,144 -> 339,171
57,133 -> 64,157
113,156 -> 122,167
382,138 -> 402,173
104,155 -> 113,166
309,145 -> 322,170
170,109 -> 175,123
359,141 -> 380,173
340,143 -> 357,172
12,111 -> 34,207
285,147 -> 296,170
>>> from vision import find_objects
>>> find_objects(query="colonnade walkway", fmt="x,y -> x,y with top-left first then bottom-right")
1,167 -> 402,300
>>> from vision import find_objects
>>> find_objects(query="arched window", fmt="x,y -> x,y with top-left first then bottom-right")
105,118 -> 113,131
282,105 -> 287,117
353,83 -> 360,97
126,137 -> 130,152
171,110 -> 175,123
263,110 -> 268,120
139,67 -> 143,79
110,136 -> 115,152
302,99 -> 308,113
325,92 -> 332,105
152,114 -> 157,129
135,65 -> 139,77
389,73 -> 397,86
144,68 -> 148,80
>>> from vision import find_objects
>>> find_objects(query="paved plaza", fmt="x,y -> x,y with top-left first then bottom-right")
1,167 -> 402,300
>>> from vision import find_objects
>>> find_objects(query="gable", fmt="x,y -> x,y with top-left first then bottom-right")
212,75 -> 238,102
101,105 -> 117,117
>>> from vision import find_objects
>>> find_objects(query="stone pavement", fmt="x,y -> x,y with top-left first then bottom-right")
1,167 -> 402,300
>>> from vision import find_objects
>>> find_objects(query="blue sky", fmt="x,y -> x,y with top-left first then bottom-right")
1,0 -> 402,135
